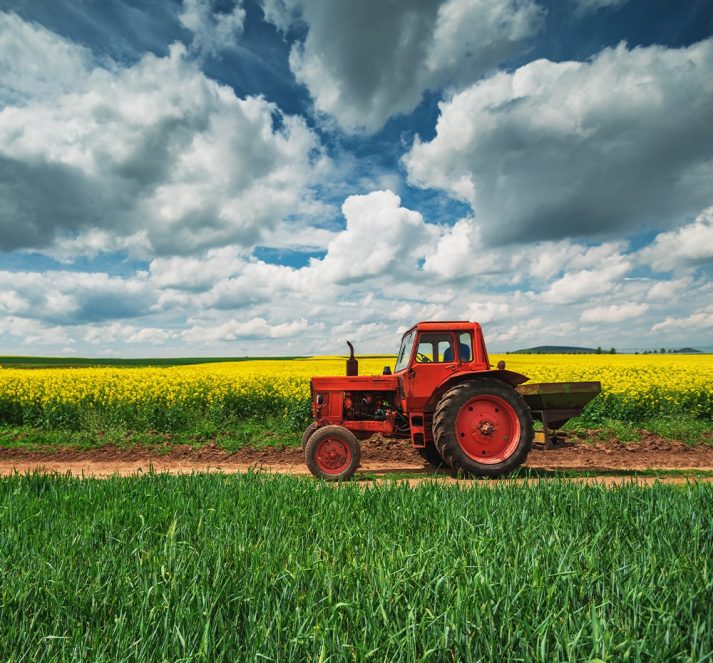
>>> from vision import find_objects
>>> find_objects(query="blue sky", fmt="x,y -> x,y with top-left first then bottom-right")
0,0 -> 712,356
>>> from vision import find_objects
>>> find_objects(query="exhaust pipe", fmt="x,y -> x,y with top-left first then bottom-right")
346,341 -> 358,376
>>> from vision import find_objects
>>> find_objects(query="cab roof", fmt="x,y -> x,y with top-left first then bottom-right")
405,321 -> 481,334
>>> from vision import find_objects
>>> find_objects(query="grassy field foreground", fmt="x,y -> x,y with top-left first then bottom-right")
0,474 -> 710,662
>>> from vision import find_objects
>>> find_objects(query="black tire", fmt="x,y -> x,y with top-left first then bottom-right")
433,379 -> 533,477
417,442 -> 450,470
305,425 -> 361,481
301,422 -> 320,451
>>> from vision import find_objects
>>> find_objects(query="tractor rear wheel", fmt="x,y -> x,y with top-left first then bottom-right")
305,425 -> 361,481
417,442 -> 450,470
433,379 -> 533,477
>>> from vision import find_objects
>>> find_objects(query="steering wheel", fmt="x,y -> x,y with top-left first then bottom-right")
415,352 -> 432,363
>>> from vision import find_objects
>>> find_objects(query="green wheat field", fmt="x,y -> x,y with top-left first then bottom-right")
0,474 -> 710,662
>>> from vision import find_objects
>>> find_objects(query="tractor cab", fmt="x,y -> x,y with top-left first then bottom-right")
394,321 -> 489,373
394,321 -> 502,412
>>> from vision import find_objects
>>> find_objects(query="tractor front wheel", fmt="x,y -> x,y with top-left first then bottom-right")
305,425 -> 361,481
433,379 -> 533,477
301,422 -> 320,450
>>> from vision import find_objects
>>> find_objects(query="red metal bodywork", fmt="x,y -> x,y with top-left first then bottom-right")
310,321 -> 529,448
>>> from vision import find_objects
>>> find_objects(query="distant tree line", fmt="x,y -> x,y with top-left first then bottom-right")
506,345 -> 701,355
637,348 -> 680,354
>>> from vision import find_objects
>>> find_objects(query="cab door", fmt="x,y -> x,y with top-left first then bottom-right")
403,331 -> 458,411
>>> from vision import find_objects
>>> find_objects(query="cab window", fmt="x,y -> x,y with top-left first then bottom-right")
415,333 -> 454,363
394,330 -> 416,372
458,332 -> 473,362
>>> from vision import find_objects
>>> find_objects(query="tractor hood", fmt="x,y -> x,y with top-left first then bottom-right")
311,375 -> 398,391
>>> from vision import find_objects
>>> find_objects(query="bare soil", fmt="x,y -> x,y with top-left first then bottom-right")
1,434 -> 712,481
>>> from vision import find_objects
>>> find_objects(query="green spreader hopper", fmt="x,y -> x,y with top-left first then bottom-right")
516,381 -> 602,448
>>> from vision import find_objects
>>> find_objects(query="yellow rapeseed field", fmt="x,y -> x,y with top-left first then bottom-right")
0,354 -> 711,430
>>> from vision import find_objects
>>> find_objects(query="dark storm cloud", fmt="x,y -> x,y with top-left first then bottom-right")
64,288 -> 153,324
405,39 -> 713,245
0,157 -> 112,251
261,0 -> 545,132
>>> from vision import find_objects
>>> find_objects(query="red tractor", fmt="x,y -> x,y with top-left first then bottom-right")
303,321 -> 601,480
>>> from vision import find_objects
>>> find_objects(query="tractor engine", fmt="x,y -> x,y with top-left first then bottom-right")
344,391 -> 391,420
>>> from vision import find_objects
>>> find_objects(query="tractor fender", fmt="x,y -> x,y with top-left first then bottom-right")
425,369 -> 530,412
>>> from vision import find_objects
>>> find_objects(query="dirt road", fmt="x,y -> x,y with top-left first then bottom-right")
1,436 -> 711,482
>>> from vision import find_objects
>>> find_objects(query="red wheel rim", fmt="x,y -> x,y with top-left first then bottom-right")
455,395 -> 521,464
314,437 -> 352,475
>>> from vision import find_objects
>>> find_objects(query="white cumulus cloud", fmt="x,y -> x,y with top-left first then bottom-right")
0,15 -> 327,257
540,253 -> 631,305
0,270 -> 154,325
306,190 -> 438,284
652,306 -> 713,333
183,316 -> 310,342
580,302 -> 649,323
0,12 -> 93,106
179,0 -> 246,55
638,207 -> 713,272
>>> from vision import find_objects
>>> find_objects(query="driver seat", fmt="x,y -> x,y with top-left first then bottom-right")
443,343 -> 471,363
